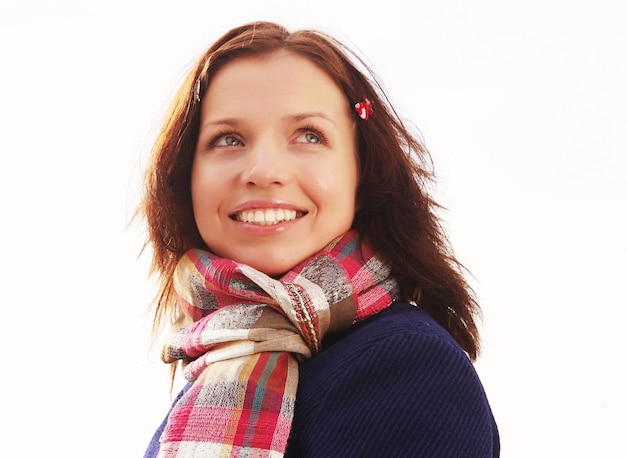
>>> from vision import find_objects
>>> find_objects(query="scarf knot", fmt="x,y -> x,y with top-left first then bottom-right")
157,231 -> 398,457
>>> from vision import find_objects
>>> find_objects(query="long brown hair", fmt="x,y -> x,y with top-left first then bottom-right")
137,21 -> 482,359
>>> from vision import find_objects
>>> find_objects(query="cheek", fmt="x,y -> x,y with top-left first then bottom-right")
312,169 -> 357,204
321,160 -> 359,215
341,155 -> 360,200
190,167 -> 205,215
190,164 -> 221,226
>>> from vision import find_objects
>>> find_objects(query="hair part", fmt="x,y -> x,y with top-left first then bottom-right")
136,21 -> 482,360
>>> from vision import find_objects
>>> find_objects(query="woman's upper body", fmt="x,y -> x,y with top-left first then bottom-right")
144,302 -> 499,458
137,21 -> 498,457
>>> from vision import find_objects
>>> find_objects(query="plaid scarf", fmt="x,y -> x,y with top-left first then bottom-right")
157,231 -> 399,457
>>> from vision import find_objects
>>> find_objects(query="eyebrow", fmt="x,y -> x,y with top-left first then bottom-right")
201,112 -> 337,128
286,112 -> 337,126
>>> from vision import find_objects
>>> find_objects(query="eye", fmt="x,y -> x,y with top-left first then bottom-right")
212,134 -> 242,147
299,132 -> 321,144
293,125 -> 327,145
209,132 -> 242,148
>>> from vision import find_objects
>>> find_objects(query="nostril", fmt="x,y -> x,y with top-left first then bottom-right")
244,176 -> 285,187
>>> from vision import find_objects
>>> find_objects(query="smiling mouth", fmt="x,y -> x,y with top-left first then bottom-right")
231,208 -> 306,226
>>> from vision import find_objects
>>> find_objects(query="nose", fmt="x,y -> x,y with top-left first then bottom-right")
240,138 -> 291,187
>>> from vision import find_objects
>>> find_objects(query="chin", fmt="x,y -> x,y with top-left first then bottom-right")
245,253 -> 312,278
251,261 -> 297,278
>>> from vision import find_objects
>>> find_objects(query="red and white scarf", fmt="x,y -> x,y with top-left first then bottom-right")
157,231 -> 399,457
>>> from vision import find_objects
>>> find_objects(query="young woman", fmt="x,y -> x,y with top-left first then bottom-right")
140,21 -> 499,457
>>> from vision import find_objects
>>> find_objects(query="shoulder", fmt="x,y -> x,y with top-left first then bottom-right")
334,300 -> 465,351
286,302 -> 500,457
300,301 -> 477,384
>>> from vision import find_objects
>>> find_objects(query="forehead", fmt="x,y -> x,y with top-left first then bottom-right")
203,51 -> 349,118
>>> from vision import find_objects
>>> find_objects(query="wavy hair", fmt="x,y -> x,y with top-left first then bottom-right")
137,21 -> 482,359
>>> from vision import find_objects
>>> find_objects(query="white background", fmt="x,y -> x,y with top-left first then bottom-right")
1,1 -> 624,456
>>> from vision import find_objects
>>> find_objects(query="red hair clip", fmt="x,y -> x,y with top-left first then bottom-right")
354,96 -> 373,120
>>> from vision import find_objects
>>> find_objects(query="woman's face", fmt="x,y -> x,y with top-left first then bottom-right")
191,50 -> 359,276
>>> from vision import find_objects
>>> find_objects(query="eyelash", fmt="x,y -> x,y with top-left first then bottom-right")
206,124 -> 329,149
297,124 -> 328,145
207,130 -> 241,149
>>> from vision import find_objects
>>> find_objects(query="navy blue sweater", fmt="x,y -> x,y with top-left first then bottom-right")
144,302 -> 499,457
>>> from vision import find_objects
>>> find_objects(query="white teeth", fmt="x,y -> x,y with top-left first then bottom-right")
236,208 -> 298,225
